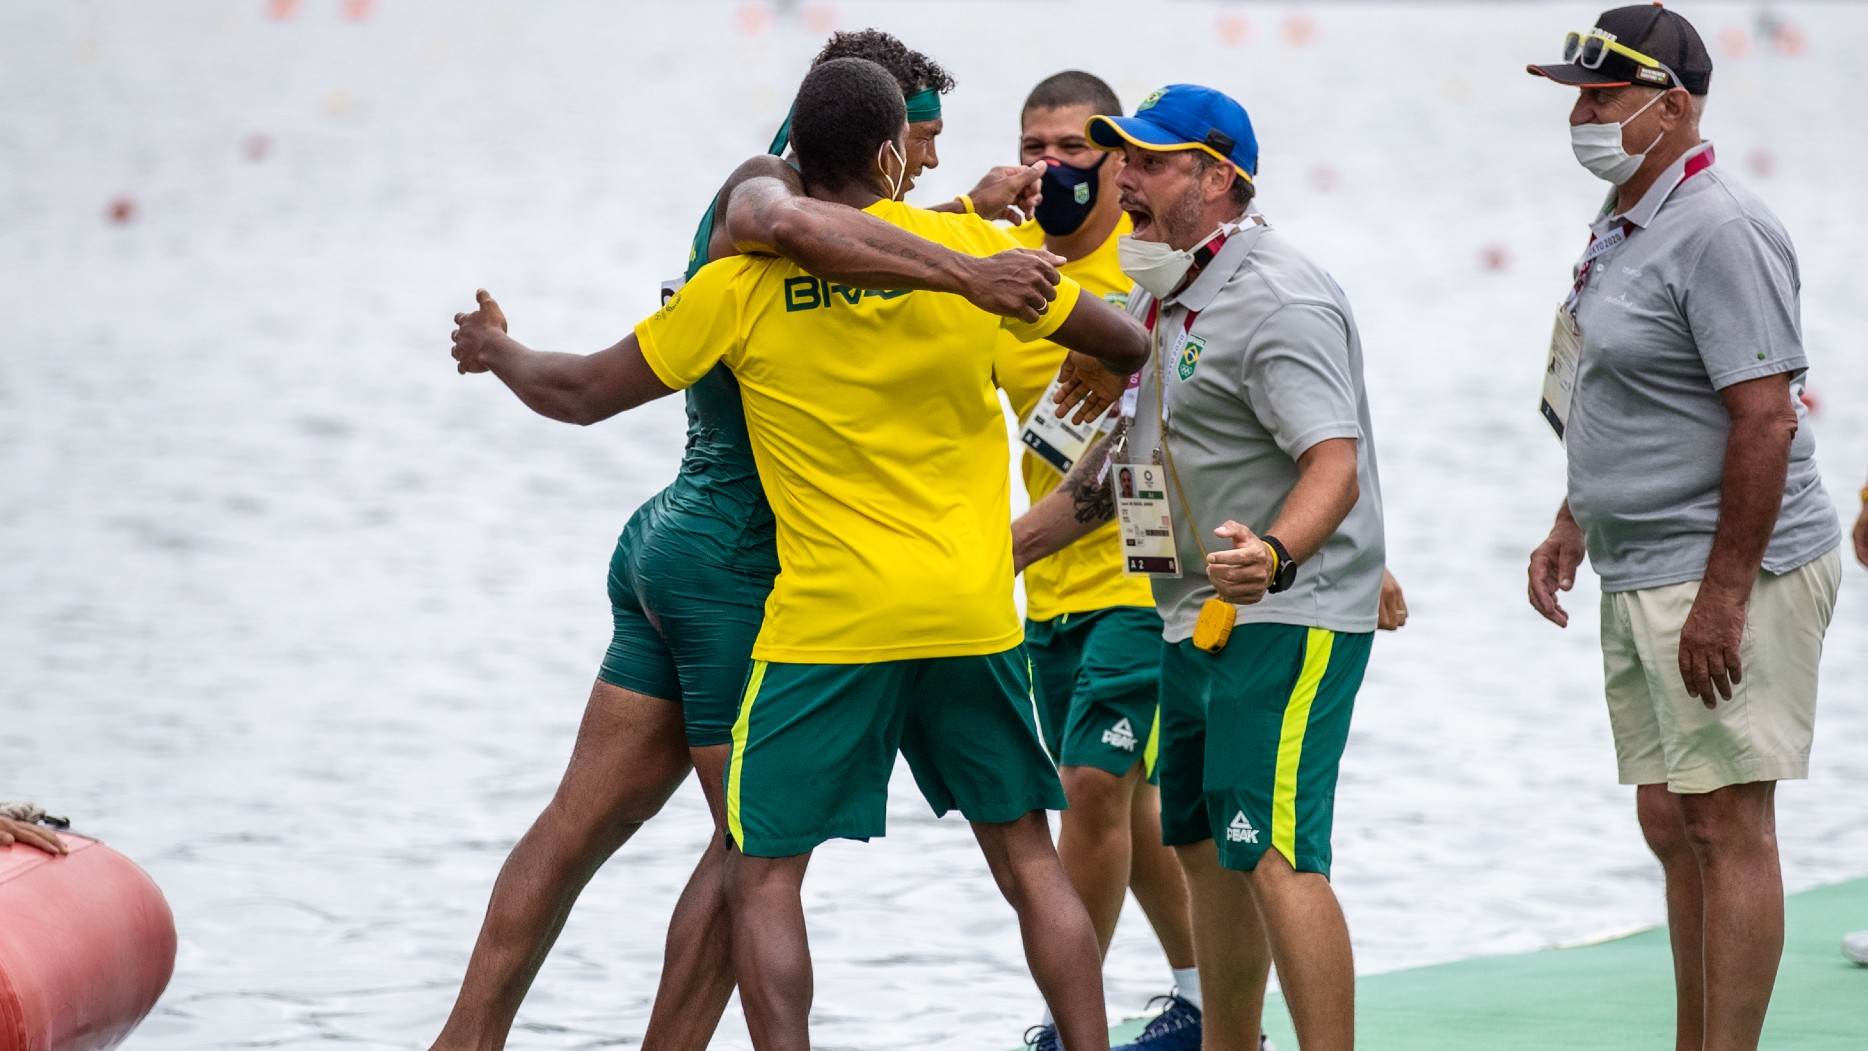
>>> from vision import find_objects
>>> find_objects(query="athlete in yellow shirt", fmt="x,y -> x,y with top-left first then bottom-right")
994,72 -> 1208,1051
452,58 -> 1146,1051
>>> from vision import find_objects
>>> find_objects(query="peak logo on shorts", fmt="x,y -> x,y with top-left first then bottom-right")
784,277 -> 912,312
1226,811 -> 1259,844
1101,717 -> 1138,752
1177,334 -> 1206,381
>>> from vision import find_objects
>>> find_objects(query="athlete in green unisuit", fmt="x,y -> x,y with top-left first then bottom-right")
428,31 -> 1060,1051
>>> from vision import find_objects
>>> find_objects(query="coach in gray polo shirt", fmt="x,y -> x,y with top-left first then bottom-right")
1526,7 -> 1842,1049
1016,83 -> 1382,1051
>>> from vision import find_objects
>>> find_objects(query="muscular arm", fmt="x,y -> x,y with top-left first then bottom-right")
1261,438 -> 1361,561
724,164 -> 974,291
1701,374 -> 1799,600
473,330 -> 675,426
715,156 -> 1059,322
1045,297 -> 1149,373
1011,419 -> 1125,572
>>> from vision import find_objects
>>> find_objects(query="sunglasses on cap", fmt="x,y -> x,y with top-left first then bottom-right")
1563,28 -> 1681,89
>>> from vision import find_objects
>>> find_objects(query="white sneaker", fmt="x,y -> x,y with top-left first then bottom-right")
1844,930 -> 1868,966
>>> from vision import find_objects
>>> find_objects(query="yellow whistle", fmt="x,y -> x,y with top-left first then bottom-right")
1192,597 -> 1236,653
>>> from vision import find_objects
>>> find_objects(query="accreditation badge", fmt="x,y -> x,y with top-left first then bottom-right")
1113,462 -> 1179,576
1540,306 -> 1582,441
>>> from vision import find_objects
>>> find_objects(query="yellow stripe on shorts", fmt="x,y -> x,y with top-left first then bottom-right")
1272,628 -> 1335,866
1143,704 -> 1162,779
726,660 -> 768,850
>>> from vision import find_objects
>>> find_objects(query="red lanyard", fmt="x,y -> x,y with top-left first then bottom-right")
1568,147 -> 1716,313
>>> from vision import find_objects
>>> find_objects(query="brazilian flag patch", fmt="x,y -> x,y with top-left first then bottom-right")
1177,334 -> 1206,380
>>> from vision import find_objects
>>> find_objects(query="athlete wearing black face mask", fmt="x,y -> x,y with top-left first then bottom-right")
1034,154 -> 1108,236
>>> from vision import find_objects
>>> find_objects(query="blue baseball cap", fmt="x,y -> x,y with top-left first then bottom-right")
1086,84 -> 1257,183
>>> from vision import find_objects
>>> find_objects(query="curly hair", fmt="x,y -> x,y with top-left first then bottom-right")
810,29 -> 955,99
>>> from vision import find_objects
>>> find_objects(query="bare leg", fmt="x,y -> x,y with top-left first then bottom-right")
1059,764 -> 1143,956
724,849 -> 814,1051
1681,781 -> 1782,1051
976,811 -> 1110,1051
1246,850 -> 1353,1051
1127,780 -> 1196,970
641,744 -> 737,1051
1174,840 -> 1270,1050
431,683 -> 690,1051
1637,783 -> 1705,1051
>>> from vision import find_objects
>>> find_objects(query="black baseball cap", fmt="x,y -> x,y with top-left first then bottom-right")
1528,3 -> 1713,96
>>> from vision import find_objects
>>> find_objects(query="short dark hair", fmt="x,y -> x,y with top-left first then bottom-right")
1022,70 -> 1122,119
1193,152 -> 1256,210
790,57 -> 905,192
811,29 -> 955,100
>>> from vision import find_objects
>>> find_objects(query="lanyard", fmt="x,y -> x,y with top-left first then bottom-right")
1565,147 -> 1716,315
1146,298 -> 1212,558
1564,225 -> 1630,315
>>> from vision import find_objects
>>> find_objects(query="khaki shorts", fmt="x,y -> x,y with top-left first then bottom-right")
1600,547 -> 1842,794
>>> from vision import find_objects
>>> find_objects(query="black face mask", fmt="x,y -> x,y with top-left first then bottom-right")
1033,154 -> 1107,236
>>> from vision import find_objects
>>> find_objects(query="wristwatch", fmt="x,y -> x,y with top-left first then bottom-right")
1262,535 -> 1298,594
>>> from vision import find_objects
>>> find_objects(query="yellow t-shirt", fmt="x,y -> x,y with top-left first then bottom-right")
993,215 -> 1154,622
635,198 -> 1085,664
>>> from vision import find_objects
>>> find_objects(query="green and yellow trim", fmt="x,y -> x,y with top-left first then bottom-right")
1271,628 -> 1334,865
725,660 -> 769,849
1143,703 -> 1162,779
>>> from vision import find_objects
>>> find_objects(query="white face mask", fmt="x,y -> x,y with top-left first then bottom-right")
1118,223 -> 1232,300
1570,89 -> 1668,185
876,140 -> 907,201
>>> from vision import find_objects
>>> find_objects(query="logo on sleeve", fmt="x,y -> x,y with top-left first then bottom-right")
1177,334 -> 1206,381
1226,811 -> 1260,844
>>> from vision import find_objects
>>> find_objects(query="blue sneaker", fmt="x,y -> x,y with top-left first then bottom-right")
1112,994 -> 1202,1051
1023,1023 -> 1062,1051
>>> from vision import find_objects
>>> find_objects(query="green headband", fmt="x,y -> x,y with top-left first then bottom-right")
904,87 -> 942,123
764,88 -> 937,158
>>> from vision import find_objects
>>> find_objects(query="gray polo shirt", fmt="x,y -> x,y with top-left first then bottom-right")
1127,220 -> 1386,640
1566,141 -> 1840,592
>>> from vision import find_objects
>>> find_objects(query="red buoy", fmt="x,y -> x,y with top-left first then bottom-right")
0,834 -> 176,1051
105,198 -> 135,225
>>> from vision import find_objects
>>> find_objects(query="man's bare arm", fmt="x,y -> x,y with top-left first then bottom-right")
1261,438 -> 1361,562
715,157 -> 1061,323
1046,296 -> 1149,373
1012,419 -> 1126,572
1677,373 -> 1799,703
1205,438 -> 1360,605
452,292 -> 673,426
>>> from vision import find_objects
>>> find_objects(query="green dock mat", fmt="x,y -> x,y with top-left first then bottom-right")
1031,877 -> 1866,1049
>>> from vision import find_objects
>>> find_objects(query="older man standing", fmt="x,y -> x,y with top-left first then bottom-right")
1525,7 -> 1844,1049
1019,83 -> 1385,1051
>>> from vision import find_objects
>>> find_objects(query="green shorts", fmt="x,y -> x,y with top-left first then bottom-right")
599,510 -> 776,748
1157,624 -> 1371,879
1025,606 -> 1164,782
724,646 -> 1065,858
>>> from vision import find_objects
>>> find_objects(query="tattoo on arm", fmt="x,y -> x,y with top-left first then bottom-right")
1066,419 -> 1126,525
858,233 -> 942,268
